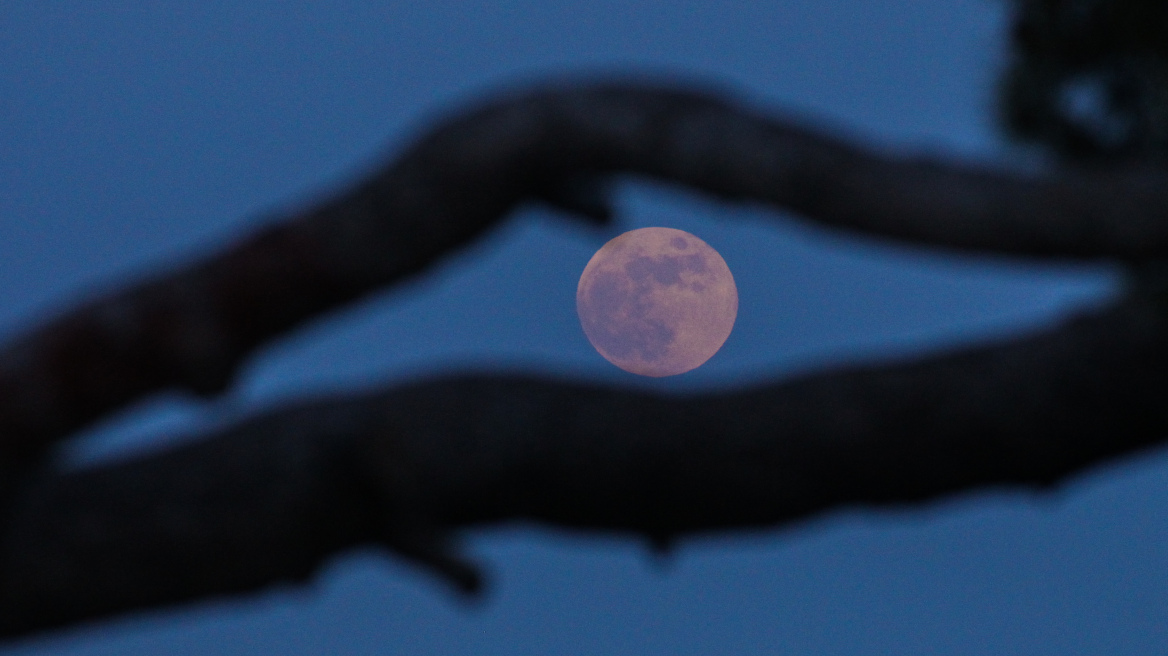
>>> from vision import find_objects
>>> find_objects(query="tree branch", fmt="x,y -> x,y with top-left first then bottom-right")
2,290 -> 1166,638
2,80 -> 1166,472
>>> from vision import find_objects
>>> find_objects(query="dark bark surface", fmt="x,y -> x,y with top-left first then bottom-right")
3,83 -> 1167,469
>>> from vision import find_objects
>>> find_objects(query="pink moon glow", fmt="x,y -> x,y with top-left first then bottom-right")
576,227 -> 738,377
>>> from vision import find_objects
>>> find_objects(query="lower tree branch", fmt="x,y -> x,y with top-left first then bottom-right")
2,291 -> 1165,639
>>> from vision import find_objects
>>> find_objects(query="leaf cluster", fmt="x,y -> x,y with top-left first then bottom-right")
1002,0 -> 1168,160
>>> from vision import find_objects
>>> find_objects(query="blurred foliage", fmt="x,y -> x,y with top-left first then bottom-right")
1001,0 -> 1168,161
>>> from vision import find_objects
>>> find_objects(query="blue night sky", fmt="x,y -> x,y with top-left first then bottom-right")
2,2 -> 1166,654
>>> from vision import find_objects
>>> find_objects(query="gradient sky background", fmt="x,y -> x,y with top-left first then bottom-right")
2,2 -> 1166,654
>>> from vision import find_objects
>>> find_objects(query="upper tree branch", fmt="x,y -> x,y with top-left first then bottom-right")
2,80 -> 1166,470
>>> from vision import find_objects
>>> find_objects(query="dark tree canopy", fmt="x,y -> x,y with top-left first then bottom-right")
0,1 -> 1166,642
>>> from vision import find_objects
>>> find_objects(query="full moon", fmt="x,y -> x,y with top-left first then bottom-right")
576,227 -> 737,377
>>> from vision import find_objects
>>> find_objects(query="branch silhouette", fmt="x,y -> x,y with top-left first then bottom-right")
1,80 -> 1166,638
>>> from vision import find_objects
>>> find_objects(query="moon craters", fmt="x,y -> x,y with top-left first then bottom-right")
576,227 -> 737,377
